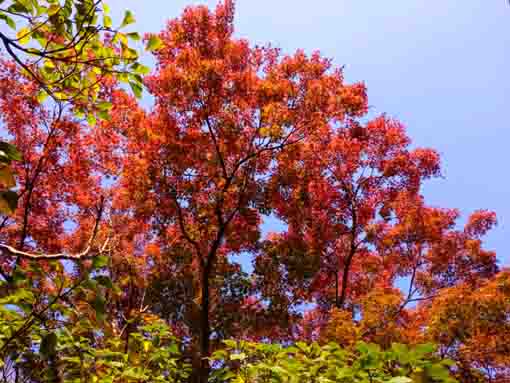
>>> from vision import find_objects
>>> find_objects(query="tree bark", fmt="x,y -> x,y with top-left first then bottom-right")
198,264 -> 211,383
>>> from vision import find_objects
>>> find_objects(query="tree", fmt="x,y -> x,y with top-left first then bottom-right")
255,116 -> 441,313
0,0 -> 156,217
0,0 -> 150,105
114,1 -> 368,381
425,270 -> 510,382
0,1 -> 504,382
0,57 -> 117,381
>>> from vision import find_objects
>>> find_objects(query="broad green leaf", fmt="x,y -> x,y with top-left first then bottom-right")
0,190 -> 18,214
92,295 -> 106,321
0,142 -> 22,161
92,255 -> 109,269
413,343 -> 436,358
121,10 -> 135,28
146,35 -> 163,51
441,359 -> 456,367
98,101 -> 113,111
20,0 -> 33,12
230,352 -> 246,361
132,63 -> 150,75
103,14 -> 112,28
40,332 -> 58,357
426,365 -> 452,381
387,378 -> 412,383
36,90 -> 49,103
87,113 -> 97,126
98,110 -> 111,121
127,32 -> 141,41
129,81 -> 143,98
0,13 -> 16,29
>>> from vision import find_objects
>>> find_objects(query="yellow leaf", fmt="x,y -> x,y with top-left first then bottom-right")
48,4 -> 60,16
16,27 -> 31,45
0,166 -> 16,188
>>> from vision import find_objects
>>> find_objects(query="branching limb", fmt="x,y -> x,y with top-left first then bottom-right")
0,196 -> 109,261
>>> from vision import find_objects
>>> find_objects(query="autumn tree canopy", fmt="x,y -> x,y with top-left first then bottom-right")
0,1 -> 507,383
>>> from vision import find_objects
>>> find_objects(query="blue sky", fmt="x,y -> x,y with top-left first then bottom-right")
111,0 -> 510,267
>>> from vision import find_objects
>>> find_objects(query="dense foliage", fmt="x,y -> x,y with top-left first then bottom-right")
0,1 -> 507,382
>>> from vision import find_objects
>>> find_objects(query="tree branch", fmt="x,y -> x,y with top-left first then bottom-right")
0,196 -> 108,261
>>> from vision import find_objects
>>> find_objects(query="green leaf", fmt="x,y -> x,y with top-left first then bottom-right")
92,294 -> 106,321
0,142 -> 21,161
92,255 -> 109,269
122,368 -> 146,379
12,0 -> 32,14
20,0 -> 33,12
223,339 -> 237,349
146,35 -> 163,51
95,275 -> 113,288
132,63 -> 150,75
121,10 -> 135,28
0,13 -> 16,29
0,190 -> 18,214
413,343 -> 436,358
129,81 -> 143,98
36,90 -> 49,104
387,378 -> 412,383
87,113 -> 97,126
441,359 -> 456,367
98,101 -> 113,111
426,365 -> 452,381
103,14 -> 112,28
98,110 -> 111,121
40,332 -> 58,357
230,353 -> 246,361
127,32 -> 141,41
115,32 -> 128,47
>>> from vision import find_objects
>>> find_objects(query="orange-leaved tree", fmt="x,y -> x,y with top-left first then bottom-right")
115,1 -> 367,381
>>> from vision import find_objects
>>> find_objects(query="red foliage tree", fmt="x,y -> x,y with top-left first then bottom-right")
256,116 -> 441,311
0,60 -> 106,277
115,1 -> 367,380
0,2 -> 507,383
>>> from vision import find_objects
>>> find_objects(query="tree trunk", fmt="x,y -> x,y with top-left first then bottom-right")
199,264 -> 211,383
190,264 -> 211,383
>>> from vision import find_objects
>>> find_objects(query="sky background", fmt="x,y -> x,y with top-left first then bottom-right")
111,0 -> 510,267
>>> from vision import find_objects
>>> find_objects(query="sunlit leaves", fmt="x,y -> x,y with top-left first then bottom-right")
212,340 -> 457,383
146,35 -> 163,51
121,9 -> 136,27
15,27 -> 31,45
129,80 -> 143,98
0,0 -> 147,106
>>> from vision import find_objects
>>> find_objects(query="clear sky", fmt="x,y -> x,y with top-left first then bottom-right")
110,0 -> 510,266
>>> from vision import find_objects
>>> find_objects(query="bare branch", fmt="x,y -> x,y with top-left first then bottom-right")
0,196 -> 108,261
